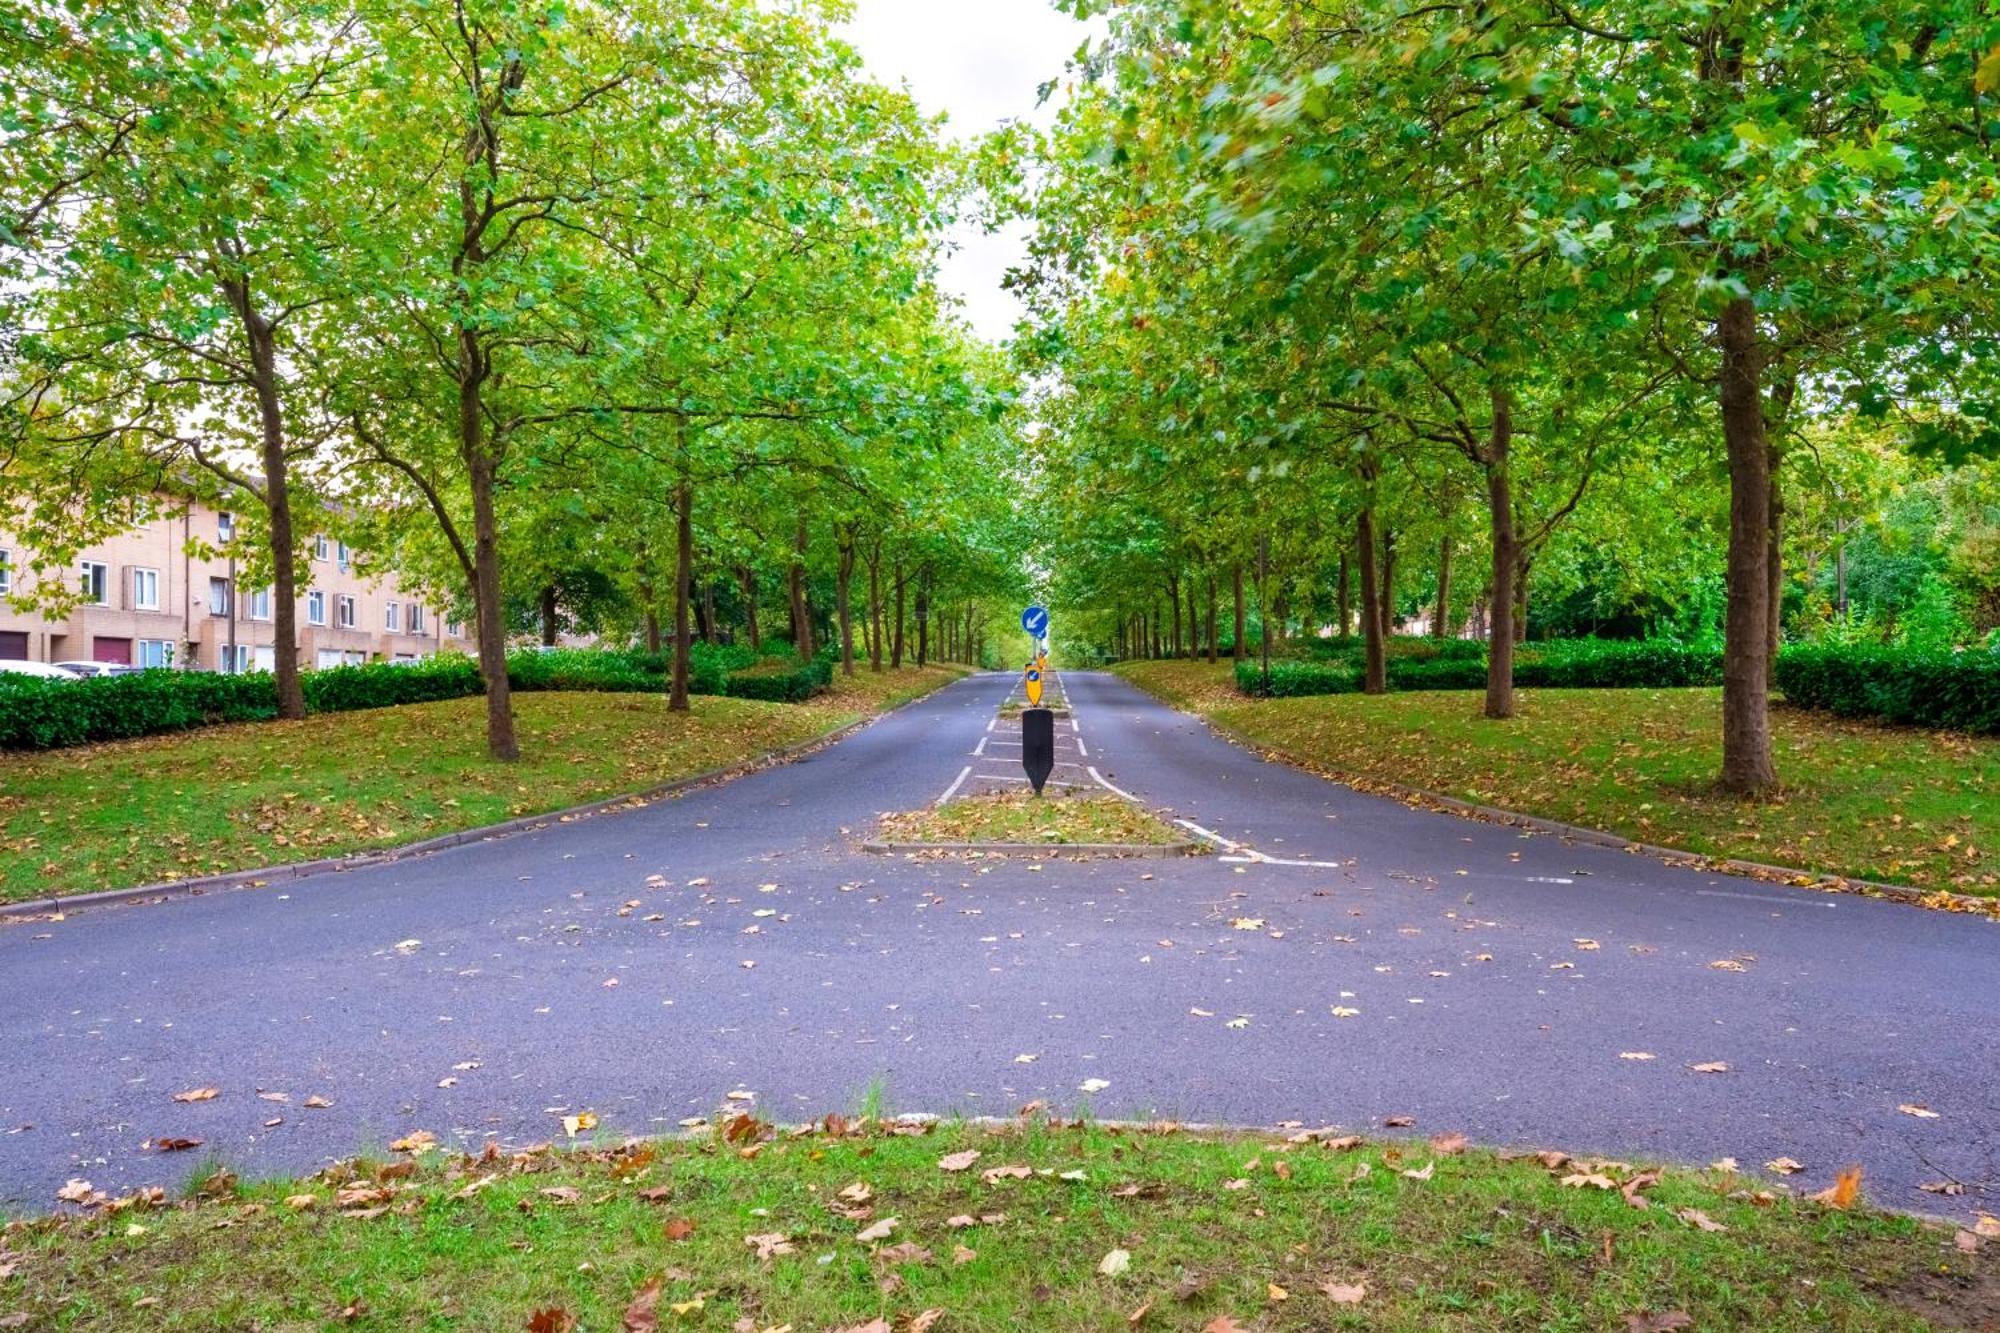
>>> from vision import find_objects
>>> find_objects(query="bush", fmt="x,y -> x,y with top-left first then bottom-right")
0,669 -> 278,749
304,657 -> 483,712
723,652 -> 832,703
1236,638 -> 1724,698
1777,643 -> 2000,734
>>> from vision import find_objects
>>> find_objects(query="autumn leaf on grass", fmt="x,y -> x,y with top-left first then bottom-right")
1809,1165 -> 1863,1209
1319,1282 -> 1367,1305
1676,1207 -> 1728,1233
1764,1157 -> 1805,1176
662,1218 -> 695,1241
831,1321 -> 893,1333
527,1310 -> 577,1333
1623,1314 -> 1693,1333
620,1278 -> 661,1333
1429,1132 -> 1467,1156
938,1149 -> 981,1172
389,1130 -> 437,1154
1201,1319 -> 1248,1333
172,1088 -> 219,1103
910,1312 -> 945,1333
1098,1248 -> 1131,1277
1974,1214 -> 2000,1238
744,1233 -> 794,1261
838,1181 -> 874,1205
1401,1161 -> 1435,1181
855,1216 -> 898,1243
982,1164 -> 1032,1184
560,1113 -> 597,1139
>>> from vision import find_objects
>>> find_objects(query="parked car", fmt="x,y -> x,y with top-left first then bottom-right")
52,660 -> 140,678
0,659 -> 83,680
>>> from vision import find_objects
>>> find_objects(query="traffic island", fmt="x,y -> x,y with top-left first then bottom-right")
865,791 -> 1200,857
9,1116 -> 1990,1331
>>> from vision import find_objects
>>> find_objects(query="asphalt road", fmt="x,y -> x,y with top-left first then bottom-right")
3,669 -> 1995,1222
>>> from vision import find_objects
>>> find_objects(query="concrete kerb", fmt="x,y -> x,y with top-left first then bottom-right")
859,839 -> 1203,858
1128,681 -> 1999,919
4,683 -> 959,923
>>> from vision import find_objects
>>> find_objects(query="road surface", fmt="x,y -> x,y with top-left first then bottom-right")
3,670 -> 1994,1221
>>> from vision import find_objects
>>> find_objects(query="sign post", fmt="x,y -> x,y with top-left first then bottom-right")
1020,604 -> 1055,796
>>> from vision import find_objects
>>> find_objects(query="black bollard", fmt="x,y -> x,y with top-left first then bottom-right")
1021,707 -> 1056,795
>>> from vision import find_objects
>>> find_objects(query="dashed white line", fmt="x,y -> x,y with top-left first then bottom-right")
972,735 -> 988,757
1074,733 -> 1088,758
936,765 -> 973,806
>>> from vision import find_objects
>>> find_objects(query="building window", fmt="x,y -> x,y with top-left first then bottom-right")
132,567 -> 160,611
136,639 -> 173,669
247,587 -> 271,621
306,591 -> 326,626
336,542 -> 351,572
445,618 -> 462,638
218,511 -> 235,542
224,644 -> 251,674
208,576 -> 232,617
0,548 -> 10,596
313,536 -> 330,561
336,594 -> 356,629
407,604 -> 426,635
80,560 -> 109,605
384,601 -> 400,632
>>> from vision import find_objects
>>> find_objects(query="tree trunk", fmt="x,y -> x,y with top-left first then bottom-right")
539,584 -> 559,646
789,514 -> 813,658
1514,559 -> 1529,643
866,539 -> 884,672
1231,564 -> 1246,660
1378,528 -> 1397,641
915,570 -> 930,666
737,565 -> 760,650
467,446 -> 517,761
1355,506 -> 1386,695
701,576 -> 718,646
1167,575 -> 1182,659
835,528 -> 856,676
1206,572 -> 1219,663
670,479 -> 693,712
1482,386 -> 1518,719
233,298 -> 306,720
1435,534 -> 1454,639
1336,550 -> 1352,637
891,562 -> 906,668
1717,295 -> 1778,792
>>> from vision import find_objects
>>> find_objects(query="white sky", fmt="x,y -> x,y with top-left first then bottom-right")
836,0 -> 1102,344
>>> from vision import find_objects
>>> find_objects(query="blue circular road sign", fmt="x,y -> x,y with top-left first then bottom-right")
1021,604 -> 1049,637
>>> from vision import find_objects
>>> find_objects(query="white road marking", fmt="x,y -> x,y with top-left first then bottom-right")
1524,876 -> 1575,885
1088,766 -> 1140,802
985,717 -> 996,733
1695,889 -> 1835,908
1220,853 -> 1346,869
1074,734 -> 1088,758
1175,819 -> 1241,851
972,735 -> 987,756
936,765 -> 973,806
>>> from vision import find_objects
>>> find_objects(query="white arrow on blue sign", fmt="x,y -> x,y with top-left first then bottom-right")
1021,604 -> 1049,638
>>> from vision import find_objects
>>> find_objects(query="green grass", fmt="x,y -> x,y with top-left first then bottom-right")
1115,661 -> 1999,899
0,666 -> 967,904
8,1118 -> 1991,1330
876,792 -> 1191,847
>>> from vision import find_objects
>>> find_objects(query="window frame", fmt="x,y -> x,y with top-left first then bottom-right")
306,590 -> 327,626
247,586 -> 272,621
0,548 -> 11,596
79,560 -> 110,606
207,576 -> 232,618
335,594 -> 356,629
132,566 -> 161,611
136,639 -> 173,669
384,600 -> 400,632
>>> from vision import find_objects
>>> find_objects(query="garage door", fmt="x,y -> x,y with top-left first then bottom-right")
93,636 -> 133,665
0,631 -> 26,659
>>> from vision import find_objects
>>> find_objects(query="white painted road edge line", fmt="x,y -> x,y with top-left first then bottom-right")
936,765 -> 973,806
972,735 -> 988,756
1175,818 -> 1241,851
1696,888 -> 1836,909
1089,766 -> 1140,803
1075,734 -> 1089,758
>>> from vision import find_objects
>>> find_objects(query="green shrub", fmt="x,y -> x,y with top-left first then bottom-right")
1236,638 -> 1723,697
723,652 -> 832,703
304,657 -> 483,712
0,669 -> 278,749
1776,643 -> 2000,734
1235,659 -> 1359,697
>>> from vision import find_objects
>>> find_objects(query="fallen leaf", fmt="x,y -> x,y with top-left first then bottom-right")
1320,1281 -> 1367,1304
389,1131 -> 437,1154
910,1312 -> 945,1333
1383,1115 -> 1414,1128
284,1194 -> 317,1211
1919,1180 -> 1965,1196
528,1311 -> 577,1333
147,1137 -> 203,1153
1810,1165 -> 1863,1209
1897,1103 -> 1941,1120
1562,1173 -> 1617,1190
56,1178 -> 94,1204
1401,1161 -> 1434,1181
1618,1052 -> 1656,1062
1764,1157 -> 1805,1176
303,1095 -> 333,1109
1201,1319 -> 1247,1333
982,1164 -> 1032,1183
856,1217 -> 897,1243
1098,1248 -> 1131,1276
1623,1314 -> 1693,1332
838,1182 -> 874,1205
1709,959 -> 1747,972
830,1321 -> 893,1333
1574,939 -> 1600,950
1127,1298 -> 1154,1324
744,1233 -> 794,1261
1955,1229 -> 1982,1254
663,1218 -> 696,1241
938,1150 -> 982,1173
1429,1132 -> 1468,1156
1266,1282 -> 1289,1302
1230,918 -> 1264,930
1329,1006 -> 1360,1018
172,1088 -> 219,1103
1676,1207 -> 1728,1233
622,1279 -> 661,1333
1079,1078 -> 1110,1094
1973,1213 -> 2000,1238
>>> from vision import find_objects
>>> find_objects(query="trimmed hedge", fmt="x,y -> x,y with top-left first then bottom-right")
1777,644 -> 2000,735
0,642 -> 828,751
1236,638 -> 1723,697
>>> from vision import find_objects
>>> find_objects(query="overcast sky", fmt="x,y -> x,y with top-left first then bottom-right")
836,0 -> 1102,344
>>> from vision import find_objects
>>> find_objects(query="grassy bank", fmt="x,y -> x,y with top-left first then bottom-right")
0,665 -> 965,904
7,1117 -> 1990,1331
1116,660 -> 1997,898
876,791 -> 1189,847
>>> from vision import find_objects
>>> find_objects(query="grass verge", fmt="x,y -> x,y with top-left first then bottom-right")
0,666 -> 967,904
9,1117 -> 1993,1331
875,792 -> 1190,848
1115,660 -> 1997,898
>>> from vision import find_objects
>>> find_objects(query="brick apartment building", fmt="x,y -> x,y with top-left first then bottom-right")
0,497 -> 469,670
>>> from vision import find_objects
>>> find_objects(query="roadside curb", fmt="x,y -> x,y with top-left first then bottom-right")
860,839 -> 1202,858
6,680 -> 962,922
1117,675 -> 1999,919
